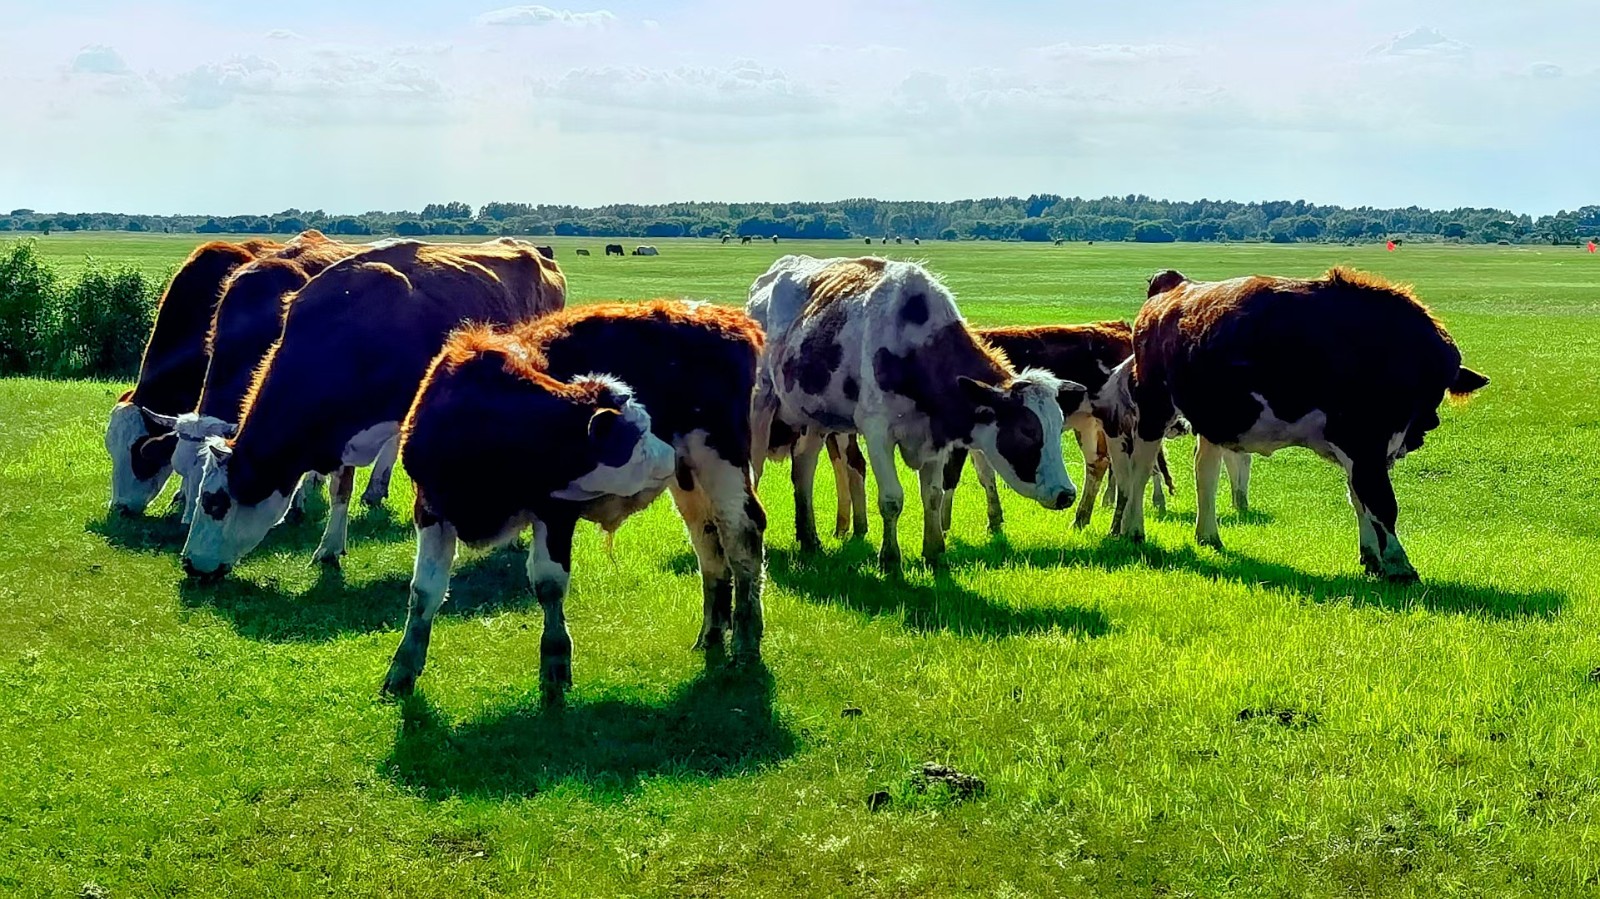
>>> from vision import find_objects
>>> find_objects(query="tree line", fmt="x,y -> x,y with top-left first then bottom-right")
3,197 -> 1596,245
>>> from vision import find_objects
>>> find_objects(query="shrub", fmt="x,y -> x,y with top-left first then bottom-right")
0,241 -> 58,373
49,261 -> 157,377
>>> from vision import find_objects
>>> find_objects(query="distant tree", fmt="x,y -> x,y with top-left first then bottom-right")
1441,222 -> 1468,240
1018,220 -> 1054,242
644,220 -> 686,238
196,218 -> 224,234
8,208 -> 33,216
394,220 -> 427,236
328,217 -> 370,236
430,221 -> 463,235
421,202 -> 473,221
463,221 -> 491,235
1096,217 -> 1137,242
1133,221 -> 1177,243
272,217 -> 308,234
1290,216 -> 1322,241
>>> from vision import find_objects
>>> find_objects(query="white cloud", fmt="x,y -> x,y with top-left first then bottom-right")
1529,62 -> 1564,79
539,61 -> 828,116
474,6 -> 618,28
266,29 -> 302,41
70,45 -> 130,76
1368,27 -> 1471,60
1034,42 -> 1197,64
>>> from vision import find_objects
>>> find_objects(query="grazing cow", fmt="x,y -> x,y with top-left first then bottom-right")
741,236 -> 753,245
1054,239 -> 1065,246
575,248 -> 591,256
535,246 -> 555,259
1104,268 -> 1488,581
385,301 -> 766,699
749,255 -> 1082,571
863,238 -> 872,245
895,237 -> 903,245
161,232 -> 366,523
633,245 -> 660,256
106,238 -> 279,514
606,244 -> 625,257
913,238 -> 921,246
180,240 -> 567,578
772,236 -> 779,244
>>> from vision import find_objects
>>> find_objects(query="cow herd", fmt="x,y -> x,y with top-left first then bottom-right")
106,233 -> 1487,700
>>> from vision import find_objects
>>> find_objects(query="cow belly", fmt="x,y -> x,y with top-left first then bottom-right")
1211,394 -> 1337,461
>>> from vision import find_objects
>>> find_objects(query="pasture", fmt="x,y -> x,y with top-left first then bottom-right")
3,233 -> 1600,897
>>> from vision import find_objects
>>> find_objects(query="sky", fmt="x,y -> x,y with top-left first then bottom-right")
0,0 -> 1595,215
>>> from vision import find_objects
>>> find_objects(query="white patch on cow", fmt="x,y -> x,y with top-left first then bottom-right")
551,397 -> 676,502
179,439 -> 293,575
525,518 -> 571,595
173,412 -> 236,523
1228,393 -> 1335,461
106,402 -> 170,513
972,370 -> 1078,509
342,422 -> 401,467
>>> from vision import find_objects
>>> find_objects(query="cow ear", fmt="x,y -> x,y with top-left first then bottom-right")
958,377 -> 1003,420
139,407 -> 179,432
588,408 -> 622,444
1450,366 -> 1489,397
204,437 -> 233,463
1057,380 -> 1088,412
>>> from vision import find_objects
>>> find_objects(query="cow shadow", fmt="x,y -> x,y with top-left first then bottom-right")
941,538 -> 1565,619
176,548 -> 536,643
385,661 -> 795,799
687,541 -> 1110,638
89,503 -> 412,558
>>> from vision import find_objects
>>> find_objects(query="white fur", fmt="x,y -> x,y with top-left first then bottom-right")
342,422 -> 401,467
172,412 -> 236,523
525,518 -> 571,594
105,402 -> 170,513
179,440 -> 293,575
552,400 -> 676,502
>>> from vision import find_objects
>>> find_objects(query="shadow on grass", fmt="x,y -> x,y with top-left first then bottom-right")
174,547 -> 536,643
386,661 -> 795,799
89,503 -> 413,558
713,541 -> 1111,638
942,538 -> 1565,619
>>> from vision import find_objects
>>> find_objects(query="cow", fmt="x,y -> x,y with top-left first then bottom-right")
575,248 -> 591,256
179,240 -> 567,579
606,244 -> 625,257
772,236 -> 780,244
106,238 -> 279,515
863,238 -> 872,245
895,237 -> 903,245
159,232 -> 367,523
913,238 -> 921,246
741,236 -> 753,245
1103,268 -> 1488,581
535,246 -> 555,259
384,300 -> 767,700
633,245 -> 660,256
749,255 -> 1083,572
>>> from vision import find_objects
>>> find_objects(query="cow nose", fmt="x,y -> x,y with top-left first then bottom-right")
1052,489 -> 1077,510
182,558 -> 230,582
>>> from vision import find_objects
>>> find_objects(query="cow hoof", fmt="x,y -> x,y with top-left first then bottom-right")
1384,568 -> 1420,585
381,666 -> 417,697
798,535 -> 822,554
312,548 -> 344,567
1198,534 -> 1224,551
693,628 -> 726,653
834,525 -> 851,540
879,550 -> 903,575
360,493 -> 387,511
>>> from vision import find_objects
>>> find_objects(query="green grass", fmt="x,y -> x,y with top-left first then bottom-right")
4,234 -> 1600,897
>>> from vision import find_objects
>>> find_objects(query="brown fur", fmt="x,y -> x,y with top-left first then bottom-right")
804,257 -> 888,315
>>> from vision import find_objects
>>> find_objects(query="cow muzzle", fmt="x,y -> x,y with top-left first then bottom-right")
182,558 -> 231,582
1049,488 -> 1077,511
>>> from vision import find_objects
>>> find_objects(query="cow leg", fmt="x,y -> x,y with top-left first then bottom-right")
382,512 -> 457,696
972,451 -> 1005,536
1150,446 -> 1173,513
1115,438 -> 1162,542
527,515 -> 578,702
825,434 -> 854,540
864,429 -> 905,573
748,394 -> 776,489
1072,423 -> 1108,530
1224,450 -> 1252,514
1194,437 -> 1226,549
312,466 -> 356,565
360,435 -> 400,509
939,446 -> 968,535
844,435 -> 869,539
702,456 -> 766,662
918,459 -> 948,566
669,477 -> 732,654
285,471 -> 325,526
790,428 -> 825,553
1345,454 -> 1417,582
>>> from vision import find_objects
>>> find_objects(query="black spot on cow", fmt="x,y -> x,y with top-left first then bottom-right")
901,292 -> 929,325
201,488 -> 232,520
788,301 -> 848,395
992,400 -> 1043,483
842,376 -> 859,401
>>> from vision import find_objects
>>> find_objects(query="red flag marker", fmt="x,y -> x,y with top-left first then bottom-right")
1386,240 -> 1396,252
1588,241 -> 1597,254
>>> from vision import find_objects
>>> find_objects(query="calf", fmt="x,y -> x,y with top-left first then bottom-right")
180,240 -> 566,578
1105,268 -> 1488,581
162,232 -> 367,522
750,255 -> 1082,572
606,244 -> 625,257
384,300 -> 766,699
106,238 -> 279,514
575,248 -> 591,256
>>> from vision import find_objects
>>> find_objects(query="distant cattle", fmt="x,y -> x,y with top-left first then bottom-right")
912,238 -> 920,246
385,301 -> 767,699
895,237 -> 903,245
633,245 -> 659,256
535,246 -> 555,259
107,238 -> 280,515
864,238 -> 872,245
163,232 -> 366,523
741,236 -> 752,245
749,255 -> 1082,571
722,235 -> 731,244
606,244 -> 625,256
772,236 -> 780,244
180,240 -> 567,579
1102,268 -> 1488,581
575,248 -> 591,256
1054,239 -> 1065,246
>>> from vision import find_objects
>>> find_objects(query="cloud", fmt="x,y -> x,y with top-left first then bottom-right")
163,49 -> 449,124
1529,62 -> 1564,80
1368,27 -> 1471,60
538,61 -> 829,116
70,45 -> 130,76
265,29 -> 302,41
1034,42 -> 1197,64
168,55 -> 281,109
474,6 -> 618,28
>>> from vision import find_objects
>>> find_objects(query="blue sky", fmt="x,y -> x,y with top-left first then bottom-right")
1,1 -> 1594,214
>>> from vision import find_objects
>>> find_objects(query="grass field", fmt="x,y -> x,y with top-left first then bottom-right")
4,233 -> 1600,897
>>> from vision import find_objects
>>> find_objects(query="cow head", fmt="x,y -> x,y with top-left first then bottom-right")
1147,269 -> 1189,298
171,413 -> 239,523
179,438 -> 293,579
959,368 -> 1084,510
552,377 -> 677,508
105,399 -> 181,514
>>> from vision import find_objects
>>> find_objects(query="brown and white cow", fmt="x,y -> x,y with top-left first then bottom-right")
749,255 -> 1083,572
106,238 -> 280,514
384,300 -> 766,700
179,240 -> 566,578
1104,268 -> 1488,581
156,232 -> 367,522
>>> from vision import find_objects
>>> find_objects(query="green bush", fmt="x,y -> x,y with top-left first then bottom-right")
0,241 -> 159,378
